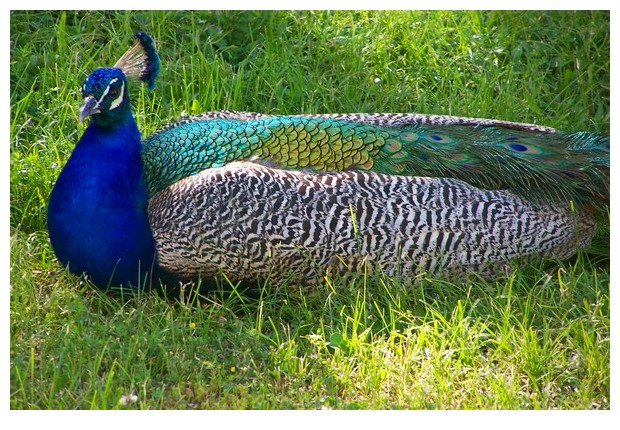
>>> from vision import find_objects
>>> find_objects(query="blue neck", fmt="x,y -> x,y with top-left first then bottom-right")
47,112 -> 156,290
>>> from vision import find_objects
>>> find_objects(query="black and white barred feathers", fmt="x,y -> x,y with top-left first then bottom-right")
149,161 -> 596,286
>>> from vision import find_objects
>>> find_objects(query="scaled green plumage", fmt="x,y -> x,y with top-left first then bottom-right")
143,115 -> 610,212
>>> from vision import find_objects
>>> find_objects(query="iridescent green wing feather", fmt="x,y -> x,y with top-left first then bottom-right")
141,115 -> 609,211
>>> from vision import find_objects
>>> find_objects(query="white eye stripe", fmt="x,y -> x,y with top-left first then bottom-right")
97,79 -> 115,104
108,81 -> 125,111
93,79 -> 124,112
85,78 -> 124,114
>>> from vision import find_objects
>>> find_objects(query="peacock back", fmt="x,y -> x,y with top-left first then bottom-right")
142,113 -> 609,213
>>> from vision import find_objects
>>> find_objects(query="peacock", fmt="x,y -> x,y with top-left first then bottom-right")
47,32 -> 610,293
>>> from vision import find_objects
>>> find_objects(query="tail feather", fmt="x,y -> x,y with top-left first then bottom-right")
369,125 -> 609,211
143,113 -> 609,212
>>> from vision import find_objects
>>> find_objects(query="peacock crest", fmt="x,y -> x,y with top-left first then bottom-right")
113,31 -> 159,90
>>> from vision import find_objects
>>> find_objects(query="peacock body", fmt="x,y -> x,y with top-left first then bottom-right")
47,33 -> 609,292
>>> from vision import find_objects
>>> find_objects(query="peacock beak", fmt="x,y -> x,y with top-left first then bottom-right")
79,96 -> 101,122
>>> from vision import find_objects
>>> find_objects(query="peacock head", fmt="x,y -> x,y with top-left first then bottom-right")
79,32 -> 160,128
79,67 -> 130,126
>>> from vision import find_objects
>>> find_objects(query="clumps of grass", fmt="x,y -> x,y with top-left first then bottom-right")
10,241 -> 609,409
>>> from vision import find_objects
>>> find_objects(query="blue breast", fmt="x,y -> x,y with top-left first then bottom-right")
47,116 -> 156,290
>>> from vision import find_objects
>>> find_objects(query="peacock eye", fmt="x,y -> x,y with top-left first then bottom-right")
108,86 -> 121,99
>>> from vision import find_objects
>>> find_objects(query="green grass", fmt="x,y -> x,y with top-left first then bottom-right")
10,10 -> 610,410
